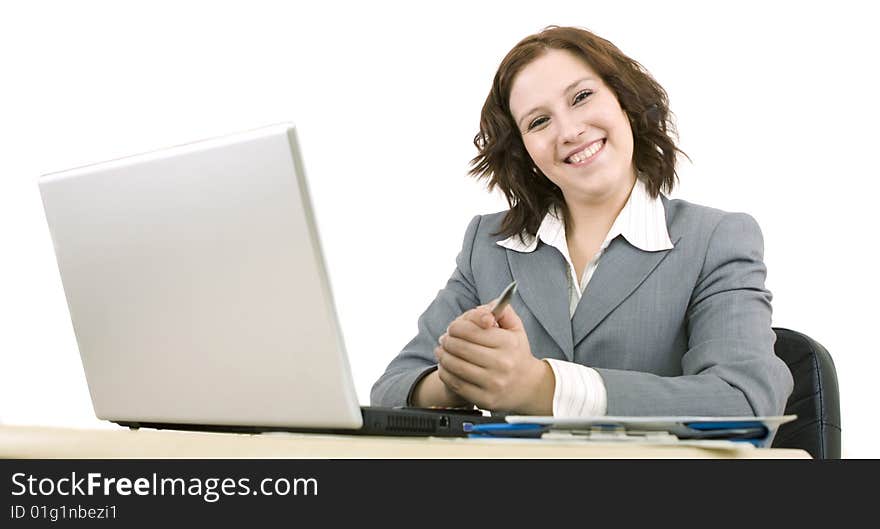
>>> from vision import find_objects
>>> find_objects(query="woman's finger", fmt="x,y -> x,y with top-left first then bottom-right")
438,345 -> 489,387
448,318 -> 506,347
440,333 -> 497,369
437,364 -> 484,404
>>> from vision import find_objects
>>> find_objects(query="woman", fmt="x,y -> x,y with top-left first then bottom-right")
370,26 -> 793,417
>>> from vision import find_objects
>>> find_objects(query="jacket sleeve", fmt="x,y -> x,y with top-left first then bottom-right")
370,215 -> 483,407
594,212 -> 794,417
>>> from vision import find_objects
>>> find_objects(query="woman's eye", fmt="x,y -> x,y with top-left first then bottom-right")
525,91 -> 592,131
527,117 -> 548,130
573,90 -> 593,105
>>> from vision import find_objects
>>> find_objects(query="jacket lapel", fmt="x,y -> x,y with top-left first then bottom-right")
570,235 -> 679,349
506,244 -> 574,360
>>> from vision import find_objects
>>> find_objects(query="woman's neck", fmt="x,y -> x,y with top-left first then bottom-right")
564,175 -> 637,241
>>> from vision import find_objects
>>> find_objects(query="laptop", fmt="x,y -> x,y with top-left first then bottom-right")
38,123 -> 502,437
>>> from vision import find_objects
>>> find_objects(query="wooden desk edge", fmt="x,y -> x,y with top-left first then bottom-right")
0,425 -> 812,459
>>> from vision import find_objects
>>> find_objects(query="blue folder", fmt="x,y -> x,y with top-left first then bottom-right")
467,415 -> 797,447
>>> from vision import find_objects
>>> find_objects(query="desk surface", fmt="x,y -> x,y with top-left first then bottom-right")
0,425 -> 810,459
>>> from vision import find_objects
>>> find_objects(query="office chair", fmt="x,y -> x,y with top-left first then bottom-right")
770,327 -> 841,459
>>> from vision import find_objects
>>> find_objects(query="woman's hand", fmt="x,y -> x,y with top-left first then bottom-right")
434,303 -> 554,414
409,368 -> 472,409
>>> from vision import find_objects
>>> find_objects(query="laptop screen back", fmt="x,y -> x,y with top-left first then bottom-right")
39,124 -> 363,429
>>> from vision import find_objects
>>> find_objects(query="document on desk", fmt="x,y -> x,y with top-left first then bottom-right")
470,415 -> 797,447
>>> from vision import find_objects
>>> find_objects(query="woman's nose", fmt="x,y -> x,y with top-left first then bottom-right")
556,113 -> 586,144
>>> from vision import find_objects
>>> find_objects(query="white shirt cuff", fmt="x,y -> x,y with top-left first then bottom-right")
543,358 -> 608,417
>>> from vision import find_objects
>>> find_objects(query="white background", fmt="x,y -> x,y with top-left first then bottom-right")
1,1 -> 877,457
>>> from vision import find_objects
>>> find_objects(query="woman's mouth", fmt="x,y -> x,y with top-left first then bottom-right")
564,139 -> 605,166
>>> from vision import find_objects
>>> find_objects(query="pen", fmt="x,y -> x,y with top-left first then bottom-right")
491,280 -> 517,320
463,422 -> 546,438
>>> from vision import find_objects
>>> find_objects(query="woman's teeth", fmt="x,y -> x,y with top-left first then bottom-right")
567,140 -> 604,163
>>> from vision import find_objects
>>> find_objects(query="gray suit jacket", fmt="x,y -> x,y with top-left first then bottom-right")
371,196 -> 794,417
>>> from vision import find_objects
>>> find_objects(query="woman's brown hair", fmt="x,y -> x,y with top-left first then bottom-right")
469,25 -> 687,240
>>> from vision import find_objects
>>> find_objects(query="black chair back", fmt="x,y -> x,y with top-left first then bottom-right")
770,327 -> 841,459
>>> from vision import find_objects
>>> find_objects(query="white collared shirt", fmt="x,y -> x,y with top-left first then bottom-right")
496,178 -> 674,417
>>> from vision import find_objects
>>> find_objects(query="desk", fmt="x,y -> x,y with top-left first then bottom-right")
0,425 -> 810,458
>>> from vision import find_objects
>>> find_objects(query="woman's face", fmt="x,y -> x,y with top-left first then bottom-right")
509,48 -> 636,206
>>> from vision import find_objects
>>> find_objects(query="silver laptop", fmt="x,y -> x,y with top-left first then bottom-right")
39,123 -> 497,436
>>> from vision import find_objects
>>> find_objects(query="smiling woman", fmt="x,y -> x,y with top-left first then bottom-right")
473,26 -> 682,244
370,26 -> 794,424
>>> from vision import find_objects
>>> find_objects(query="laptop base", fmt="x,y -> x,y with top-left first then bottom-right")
115,406 -> 507,438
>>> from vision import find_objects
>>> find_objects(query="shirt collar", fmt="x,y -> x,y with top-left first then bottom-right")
496,178 -> 674,253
